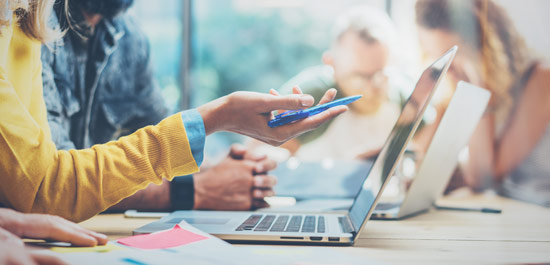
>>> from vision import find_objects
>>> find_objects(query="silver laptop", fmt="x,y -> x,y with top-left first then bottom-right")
372,81 -> 490,219
134,47 -> 457,246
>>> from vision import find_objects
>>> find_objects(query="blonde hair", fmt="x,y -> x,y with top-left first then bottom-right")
416,0 -> 531,115
331,6 -> 397,51
1,0 -> 61,43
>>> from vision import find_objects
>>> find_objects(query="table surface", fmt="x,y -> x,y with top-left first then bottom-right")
79,190 -> 550,265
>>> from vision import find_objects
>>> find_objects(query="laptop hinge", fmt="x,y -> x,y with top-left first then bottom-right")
338,216 -> 355,234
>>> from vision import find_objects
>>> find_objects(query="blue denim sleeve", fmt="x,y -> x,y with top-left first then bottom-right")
180,109 -> 205,167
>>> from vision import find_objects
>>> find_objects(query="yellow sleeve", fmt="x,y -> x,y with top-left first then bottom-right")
0,38 -> 199,222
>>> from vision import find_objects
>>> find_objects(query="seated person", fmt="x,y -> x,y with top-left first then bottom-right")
0,0 -> 347,222
269,6 -> 414,161
0,208 -> 107,265
41,0 -> 276,212
416,0 -> 550,206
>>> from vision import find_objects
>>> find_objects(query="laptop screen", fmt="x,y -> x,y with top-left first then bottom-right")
348,47 -> 457,233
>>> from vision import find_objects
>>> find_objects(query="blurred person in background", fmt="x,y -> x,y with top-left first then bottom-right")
42,0 -> 279,212
1,0 -> 345,223
262,6 -> 415,161
416,0 -> 550,207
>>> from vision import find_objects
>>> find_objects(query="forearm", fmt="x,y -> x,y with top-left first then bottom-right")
106,179 -> 172,212
464,114 -> 496,190
1,114 -> 200,222
196,95 -> 229,135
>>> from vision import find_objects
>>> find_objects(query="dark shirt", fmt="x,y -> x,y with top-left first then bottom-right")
42,9 -> 194,210
42,11 -> 167,150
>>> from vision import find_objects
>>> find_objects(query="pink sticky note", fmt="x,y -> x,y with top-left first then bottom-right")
117,224 -> 208,249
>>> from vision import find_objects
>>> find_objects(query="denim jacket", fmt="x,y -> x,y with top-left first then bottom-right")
42,11 -> 168,150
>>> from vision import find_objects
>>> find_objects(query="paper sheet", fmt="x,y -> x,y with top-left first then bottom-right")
117,224 -> 208,249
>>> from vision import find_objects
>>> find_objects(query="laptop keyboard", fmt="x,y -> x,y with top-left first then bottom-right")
236,214 -> 326,233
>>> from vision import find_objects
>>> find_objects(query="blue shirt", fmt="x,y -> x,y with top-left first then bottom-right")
181,109 -> 205,167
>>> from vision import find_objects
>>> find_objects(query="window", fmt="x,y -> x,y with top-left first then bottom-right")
190,0 -> 387,156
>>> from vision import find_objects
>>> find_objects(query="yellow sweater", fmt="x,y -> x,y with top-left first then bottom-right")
0,22 -> 199,222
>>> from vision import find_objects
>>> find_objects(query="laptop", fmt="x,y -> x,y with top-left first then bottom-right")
372,81 -> 491,219
134,46 -> 457,246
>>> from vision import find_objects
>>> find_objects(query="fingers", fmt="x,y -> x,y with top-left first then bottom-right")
0,227 -> 23,246
30,252 -> 70,265
269,89 -> 280,96
252,189 -> 275,199
21,214 -> 107,247
292,86 -> 303,95
243,151 -> 267,162
318,88 -> 338,105
252,158 -> 277,174
262,93 -> 314,111
303,105 -> 348,129
0,242 -> 37,265
273,105 -> 348,144
228,143 -> 247,159
270,85 -> 302,96
269,86 -> 305,115
253,175 -> 277,189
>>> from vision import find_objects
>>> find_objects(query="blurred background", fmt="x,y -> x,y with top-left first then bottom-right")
129,0 -> 550,159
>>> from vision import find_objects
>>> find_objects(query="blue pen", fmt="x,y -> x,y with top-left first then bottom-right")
268,95 -> 362,128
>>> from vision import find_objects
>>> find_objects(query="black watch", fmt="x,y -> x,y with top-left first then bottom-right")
170,175 -> 195,210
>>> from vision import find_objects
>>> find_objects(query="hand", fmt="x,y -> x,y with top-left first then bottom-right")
0,237 -> 69,265
269,85 -> 339,113
226,144 -> 278,209
0,208 -> 107,247
193,144 -> 277,210
197,90 -> 347,146
0,239 -> 69,265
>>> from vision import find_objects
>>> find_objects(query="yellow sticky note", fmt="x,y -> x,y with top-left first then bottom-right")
50,244 -> 123,253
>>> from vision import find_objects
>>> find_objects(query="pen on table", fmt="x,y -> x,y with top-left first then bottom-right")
434,204 -> 502,214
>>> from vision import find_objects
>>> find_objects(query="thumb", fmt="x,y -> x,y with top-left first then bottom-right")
260,94 -> 314,112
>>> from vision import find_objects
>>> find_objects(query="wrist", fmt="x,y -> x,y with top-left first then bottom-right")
197,95 -> 230,135
192,174 -> 207,209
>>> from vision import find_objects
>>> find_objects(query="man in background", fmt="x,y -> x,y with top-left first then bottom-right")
273,6 -> 413,161
42,0 -> 277,212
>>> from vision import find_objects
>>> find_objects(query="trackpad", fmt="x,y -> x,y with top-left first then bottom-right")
166,217 -> 230,225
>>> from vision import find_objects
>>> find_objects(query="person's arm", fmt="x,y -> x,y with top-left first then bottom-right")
492,68 -> 550,178
108,144 -> 278,212
463,113 -> 496,190
1,33 -> 344,223
465,67 -> 550,189
197,90 -> 346,146
0,43 -> 202,222
0,208 -> 107,246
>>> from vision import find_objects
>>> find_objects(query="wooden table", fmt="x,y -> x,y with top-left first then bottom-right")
80,190 -> 550,265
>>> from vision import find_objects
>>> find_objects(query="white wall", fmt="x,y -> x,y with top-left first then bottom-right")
498,0 -> 550,61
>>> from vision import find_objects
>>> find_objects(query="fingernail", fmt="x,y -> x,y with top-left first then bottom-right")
300,95 -> 313,107
91,231 -> 107,239
254,178 -> 263,186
